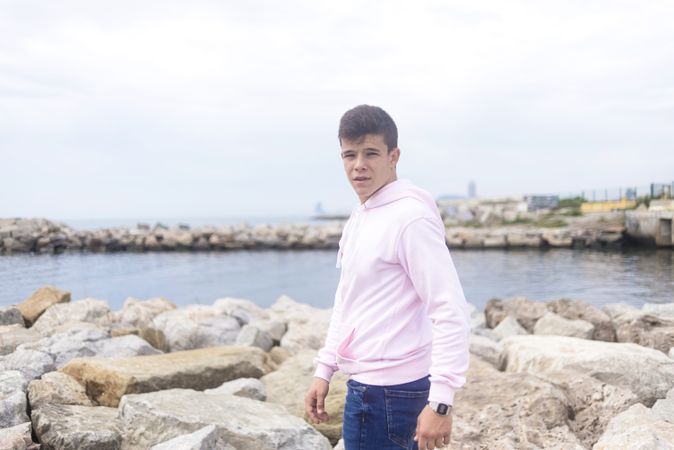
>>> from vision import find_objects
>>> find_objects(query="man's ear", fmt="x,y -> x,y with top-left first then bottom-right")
390,147 -> 401,165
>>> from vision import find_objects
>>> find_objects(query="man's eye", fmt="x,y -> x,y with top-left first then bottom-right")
367,152 -> 378,157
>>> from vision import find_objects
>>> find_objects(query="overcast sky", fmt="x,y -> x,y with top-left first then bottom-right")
1,0 -> 673,221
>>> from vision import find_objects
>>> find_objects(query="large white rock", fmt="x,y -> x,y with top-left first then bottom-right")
268,296 -> 332,354
469,333 -> 501,367
500,335 -> 674,405
31,404 -> 122,450
0,348 -> 55,381
95,335 -> 162,358
115,297 -> 176,328
151,305 -> 241,351
0,325 -> 41,355
213,297 -> 270,325
236,324 -> 274,352
204,377 -> 266,401
533,312 -> 595,339
492,315 -> 528,341
118,388 -> 332,449
31,298 -> 113,336
592,403 -> 674,449
642,302 -> 674,320
151,425 -> 233,450
0,422 -> 38,449
0,371 -> 30,428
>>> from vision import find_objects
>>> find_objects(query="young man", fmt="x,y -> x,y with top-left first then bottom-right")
304,105 -> 470,450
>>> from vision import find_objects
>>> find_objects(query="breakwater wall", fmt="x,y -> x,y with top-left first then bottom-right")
0,218 -> 642,255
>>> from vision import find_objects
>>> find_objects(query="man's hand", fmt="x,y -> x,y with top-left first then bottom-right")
414,405 -> 452,450
305,377 -> 330,424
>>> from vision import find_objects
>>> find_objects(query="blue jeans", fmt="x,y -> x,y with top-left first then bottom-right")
343,375 -> 430,450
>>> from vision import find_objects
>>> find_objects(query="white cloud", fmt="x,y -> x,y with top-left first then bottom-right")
1,0 -> 673,220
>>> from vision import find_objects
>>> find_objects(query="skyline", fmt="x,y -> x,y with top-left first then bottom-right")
2,1 -> 673,220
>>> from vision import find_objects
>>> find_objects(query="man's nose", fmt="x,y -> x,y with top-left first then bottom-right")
354,154 -> 367,170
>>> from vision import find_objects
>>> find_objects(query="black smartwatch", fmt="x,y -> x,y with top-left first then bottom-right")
428,401 -> 452,416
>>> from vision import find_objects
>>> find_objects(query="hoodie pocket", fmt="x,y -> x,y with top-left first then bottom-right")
335,325 -> 360,374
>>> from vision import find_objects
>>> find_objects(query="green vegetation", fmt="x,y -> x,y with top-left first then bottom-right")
535,217 -> 568,228
501,216 -> 533,225
558,197 -> 585,208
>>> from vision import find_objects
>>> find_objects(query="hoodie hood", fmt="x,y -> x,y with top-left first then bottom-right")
363,179 -> 439,213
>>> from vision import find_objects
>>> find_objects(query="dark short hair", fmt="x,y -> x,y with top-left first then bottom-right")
338,105 -> 398,152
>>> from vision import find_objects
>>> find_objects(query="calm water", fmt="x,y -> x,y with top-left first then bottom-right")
1,249 -> 672,311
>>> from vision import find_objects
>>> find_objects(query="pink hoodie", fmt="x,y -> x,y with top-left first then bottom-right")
314,179 -> 470,405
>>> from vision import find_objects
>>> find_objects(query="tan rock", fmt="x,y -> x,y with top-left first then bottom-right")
547,298 -> 616,342
61,345 -> 274,407
28,371 -> 94,409
111,327 -> 168,352
485,297 -> 547,332
452,355 -> 584,449
115,297 -> 176,328
261,349 -> 347,445
17,286 -> 70,327
31,404 -> 121,450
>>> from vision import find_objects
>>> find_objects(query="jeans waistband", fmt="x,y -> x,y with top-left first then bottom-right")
347,375 -> 430,391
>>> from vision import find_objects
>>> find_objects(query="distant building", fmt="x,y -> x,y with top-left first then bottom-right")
526,195 -> 559,211
651,183 -> 673,199
468,180 -> 476,198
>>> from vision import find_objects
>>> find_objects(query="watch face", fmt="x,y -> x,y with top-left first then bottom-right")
437,403 -> 449,415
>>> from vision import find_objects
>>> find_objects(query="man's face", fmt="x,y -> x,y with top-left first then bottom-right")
340,134 -> 400,203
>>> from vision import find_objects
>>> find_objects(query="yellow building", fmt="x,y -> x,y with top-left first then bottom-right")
580,199 -> 637,213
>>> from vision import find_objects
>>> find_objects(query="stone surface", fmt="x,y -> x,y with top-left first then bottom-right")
466,302 -> 486,330
17,285 -> 70,327
451,355 -> 584,450
500,335 -> 674,405
642,302 -> 674,320
119,388 -> 332,449
333,438 -> 345,450
0,371 -> 30,429
485,297 -> 547,332
32,404 -> 121,450
0,325 -> 41,355
110,327 -> 168,352
469,333 -> 501,367
0,347 -> 55,381
269,296 -> 332,354
204,377 -> 266,401
151,305 -> 241,351
601,302 -> 637,319
269,346 -> 292,366
236,324 -> 274,352
0,422 -> 38,450
61,345 -> 274,407
261,349 -> 347,445
533,312 -> 595,339
535,370 -> 640,448
150,425 -> 232,450
0,307 -> 24,327
213,297 -> 270,325
115,297 -> 176,329
31,299 -> 113,335
612,309 -> 674,354
652,388 -> 674,424
95,335 -> 162,358
546,298 -> 616,341
491,315 -> 528,340
28,371 -> 94,410
592,403 -> 674,449
249,319 -> 287,343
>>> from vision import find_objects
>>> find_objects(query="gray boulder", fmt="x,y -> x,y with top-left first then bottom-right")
0,370 -> 30,428
213,297 -> 270,325
592,403 -> 674,449
114,297 -> 176,329
31,299 -> 113,336
0,422 -> 38,450
269,296 -> 332,354
500,335 -> 674,405
0,307 -> 24,327
150,425 -> 233,450
119,388 -> 332,449
485,297 -> 547,332
533,312 -> 595,339
468,333 -> 501,367
236,325 -> 274,352
492,315 -> 528,340
546,298 -> 615,341
151,305 -> 241,351
204,377 -> 266,401
31,404 -> 121,450
0,325 -> 41,355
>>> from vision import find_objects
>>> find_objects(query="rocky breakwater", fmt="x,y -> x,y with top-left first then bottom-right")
0,218 -> 343,254
2,286 -> 674,449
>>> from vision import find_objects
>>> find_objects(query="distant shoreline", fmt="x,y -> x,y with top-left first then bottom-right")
1,217 -> 668,255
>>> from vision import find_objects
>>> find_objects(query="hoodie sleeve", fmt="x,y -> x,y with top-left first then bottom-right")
397,216 -> 471,405
312,294 -> 344,381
